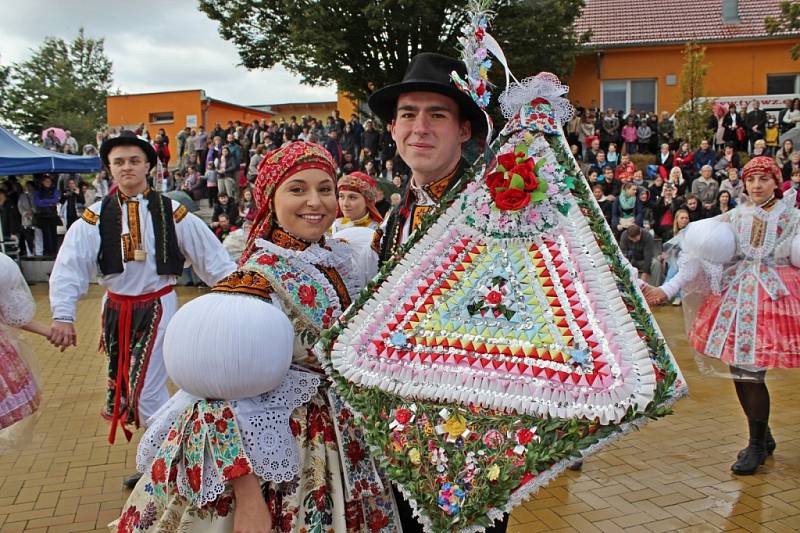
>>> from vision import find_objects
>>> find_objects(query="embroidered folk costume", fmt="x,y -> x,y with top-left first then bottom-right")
331,171 -> 383,234
661,156 -> 800,370
50,132 -> 235,444
319,8 -> 686,530
113,142 -> 399,532
657,156 -> 800,476
0,254 -> 42,448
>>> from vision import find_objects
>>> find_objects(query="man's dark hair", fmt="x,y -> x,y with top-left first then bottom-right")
626,224 -> 641,238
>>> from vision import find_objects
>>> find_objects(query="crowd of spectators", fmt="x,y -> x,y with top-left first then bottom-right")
2,110 -> 411,260
3,97 -> 799,264
575,97 -> 800,291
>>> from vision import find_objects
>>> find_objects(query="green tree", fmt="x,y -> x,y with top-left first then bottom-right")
199,0 -> 587,106
673,42 -> 713,146
0,29 -> 112,146
765,0 -> 800,59
491,0 -> 589,80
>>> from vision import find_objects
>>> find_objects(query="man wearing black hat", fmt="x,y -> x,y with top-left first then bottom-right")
48,131 -> 235,487
370,52 -> 487,263
369,53 -> 510,533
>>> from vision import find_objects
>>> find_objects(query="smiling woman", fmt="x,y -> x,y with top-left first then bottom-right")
111,141 -> 392,532
273,168 -> 338,242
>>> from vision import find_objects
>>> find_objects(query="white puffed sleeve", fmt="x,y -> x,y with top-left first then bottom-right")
163,293 -> 294,400
660,218 -> 736,300
0,254 -> 35,327
791,234 -> 800,268
49,215 -> 101,322
174,208 -> 236,286
333,226 -> 379,289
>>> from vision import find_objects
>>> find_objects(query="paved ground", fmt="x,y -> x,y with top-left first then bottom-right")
1,284 -> 798,532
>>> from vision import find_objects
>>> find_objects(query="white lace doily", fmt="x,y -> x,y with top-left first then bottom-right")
498,72 -> 574,125
136,369 -> 320,507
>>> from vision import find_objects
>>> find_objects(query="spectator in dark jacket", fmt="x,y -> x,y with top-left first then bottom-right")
681,193 -> 705,222
33,175 -> 61,256
361,120 -> 380,158
692,139 -> 716,177
212,192 -> 239,225
0,188 -> 20,241
619,224 -> 657,282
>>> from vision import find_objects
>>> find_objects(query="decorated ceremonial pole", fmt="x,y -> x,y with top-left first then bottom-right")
316,2 -> 686,531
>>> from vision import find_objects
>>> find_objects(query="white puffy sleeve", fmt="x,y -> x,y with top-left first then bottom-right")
173,204 -> 236,286
0,254 -> 35,327
49,212 -> 101,322
332,226 -> 380,290
660,217 -> 736,299
790,234 -> 800,268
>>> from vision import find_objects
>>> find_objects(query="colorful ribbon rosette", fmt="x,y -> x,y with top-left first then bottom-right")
319,34 -> 685,533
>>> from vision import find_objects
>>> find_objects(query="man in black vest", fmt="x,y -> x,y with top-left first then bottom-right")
48,131 -> 235,487
368,53 -> 510,533
369,53 -> 488,264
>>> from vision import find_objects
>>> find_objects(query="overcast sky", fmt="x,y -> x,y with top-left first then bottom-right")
0,1 -> 337,106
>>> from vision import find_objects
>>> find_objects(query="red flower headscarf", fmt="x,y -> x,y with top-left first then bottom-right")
240,141 -> 337,265
337,172 -> 384,223
742,156 -> 783,199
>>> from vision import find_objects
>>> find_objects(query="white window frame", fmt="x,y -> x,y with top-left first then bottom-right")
600,79 -> 658,113
766,73 -> 800,95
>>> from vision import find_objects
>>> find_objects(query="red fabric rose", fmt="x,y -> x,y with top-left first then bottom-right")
215,419 -> 228,433
186,465 -> 202,492
346,440 -> 366,465
151,458 -> 167,484
510,159 -> 538,192
486,171 -> 509,192
494,188 -> 531,211
203,412 -> 215,423
485,290 -> 503,305
192,420 -> 202,434
496,152 -> 518,172
298,284 -> 317,307
394,408 -> 413,425
516,428 -> 535,445
222,456 -> 252,480
222,407 -> 234,420
169,464 -> 178,483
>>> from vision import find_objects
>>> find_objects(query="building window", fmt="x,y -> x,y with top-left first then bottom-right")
601,79 -> 657,113
766,74 -> 800,95
149,111 -> 174,124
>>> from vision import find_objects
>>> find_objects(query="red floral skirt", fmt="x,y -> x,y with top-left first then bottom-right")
690,266 -> 800,369
0,333 -> 41,429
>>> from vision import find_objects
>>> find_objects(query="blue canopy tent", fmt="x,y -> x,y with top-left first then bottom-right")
0,126 -> 102,175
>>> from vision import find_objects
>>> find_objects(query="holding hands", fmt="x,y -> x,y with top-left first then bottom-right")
642,283 -> 668,306
48,320 -> 77,352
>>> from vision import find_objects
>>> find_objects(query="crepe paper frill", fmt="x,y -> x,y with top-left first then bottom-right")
317,74 -> 686,532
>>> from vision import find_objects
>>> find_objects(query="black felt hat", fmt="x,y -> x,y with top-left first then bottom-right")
368,53 -> 487,140
100,130 -> 158,169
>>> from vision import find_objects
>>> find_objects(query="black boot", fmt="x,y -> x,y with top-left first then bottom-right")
123,471 -> 143,489
738,425 -> 776,459
731,419 -> 768,475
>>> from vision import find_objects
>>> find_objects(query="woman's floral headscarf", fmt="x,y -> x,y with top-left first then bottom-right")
337,171 -> 383,223
240,141 -> 337,264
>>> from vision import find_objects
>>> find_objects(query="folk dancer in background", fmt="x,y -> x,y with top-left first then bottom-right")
48,131 -> 235,488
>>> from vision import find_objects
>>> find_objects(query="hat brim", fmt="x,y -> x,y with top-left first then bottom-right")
368,80 -> 488,141
100,136 -> 158,169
